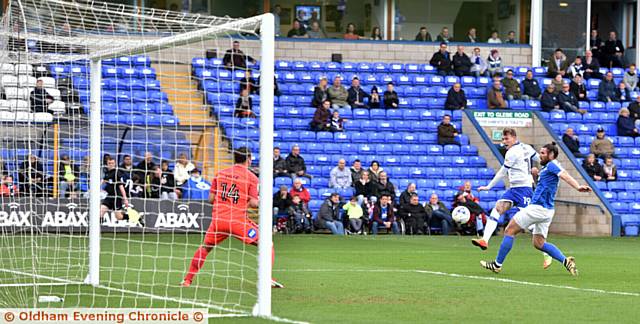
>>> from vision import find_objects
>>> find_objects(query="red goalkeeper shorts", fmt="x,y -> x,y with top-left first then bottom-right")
203,218 -> 259,246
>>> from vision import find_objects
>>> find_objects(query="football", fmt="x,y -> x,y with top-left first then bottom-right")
452,206 -> 471,224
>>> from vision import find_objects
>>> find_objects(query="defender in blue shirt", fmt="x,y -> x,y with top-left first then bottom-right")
480,142 -> 591,276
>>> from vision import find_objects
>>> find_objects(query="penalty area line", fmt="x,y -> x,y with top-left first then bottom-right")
0,268 -> 309,324
274,268 -> 640,298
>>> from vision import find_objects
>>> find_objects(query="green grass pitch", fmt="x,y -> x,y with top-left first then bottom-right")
1,234 -> 639,323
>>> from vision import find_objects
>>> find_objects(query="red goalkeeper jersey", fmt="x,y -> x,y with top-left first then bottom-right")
209,164 -> 259,220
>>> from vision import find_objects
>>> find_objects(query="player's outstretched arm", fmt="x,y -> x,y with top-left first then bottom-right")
478,166 -> 507,191
559,171 -> 592,192
118,184 -> 129,207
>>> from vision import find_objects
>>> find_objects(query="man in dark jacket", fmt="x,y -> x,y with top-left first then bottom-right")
273,147 -> 288,177
562,128 -> 585,158
347,77 -> 369,108
383,82 -> 399,108
424,193 -> 454,235
598,72 -> 617,102
30,80 -> 54,113
350,160 -> 364,186
19,155 -> 45,196
398,183 -> 417,209
135,152 -> 156,186
628,95 -> 640,127
583,50 -> 602,79
286,145 -> 312,179
398,194 -> 428,235
547,48 -> 569,77
582,154 -> 605,181
310,100 -> 331,131
317,193 -> 344,235
222,40 -> 256,71
501,70 -> 521,100
374,171 -> 395,200
570,74 -> 588,102
521,70 -> 541,100
371,194 -> 399,235
558,83 -> 586,114
354,171 -> 377,205
430,42 -> 452,76
239,69 -> 259,94
602,31 -> 624,68
445,83 -> 467,110
541,84 -> 560,112
452,45 -> 472,77
437,114 -> 458,145
273,185 -> 292,220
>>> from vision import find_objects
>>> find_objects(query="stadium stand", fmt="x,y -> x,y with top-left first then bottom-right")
193,58 -> 512,217
193,57 -> 639,235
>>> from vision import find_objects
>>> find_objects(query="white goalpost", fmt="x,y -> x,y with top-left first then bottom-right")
0,0 -> 275,319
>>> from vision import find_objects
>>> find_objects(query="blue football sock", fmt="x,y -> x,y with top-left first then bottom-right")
541,242 -> 566,263
495,235 -> 514,266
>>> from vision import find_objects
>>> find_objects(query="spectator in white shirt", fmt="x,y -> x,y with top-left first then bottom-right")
174,153 -> 195,187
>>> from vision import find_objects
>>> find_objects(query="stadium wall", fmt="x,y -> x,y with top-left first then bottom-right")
243,39 -> 532,65
141,38 -> 531,69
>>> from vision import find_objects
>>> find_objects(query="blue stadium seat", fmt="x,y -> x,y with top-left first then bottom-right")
316,132 -> 334,142
429,75 -> 445,86
384,156 -> 401,166
477,76 -> 491,87
385,133 -> 402,143
606,181 -> 624,192
373,62 -> 388,73
444,145 -> 460,155
409,145 -> 427,156
413,75 -> 429,86
333,132 -> 350,143
425,167 -> 439,178
376,144 -> 393,155
298,131 -> 316,142
353,109 -> 369,120
314,154 -> 332,166
405,64 -> 420,73
509,100 -> 525,109
396,155 -> 416,168
611,202 -> 629,213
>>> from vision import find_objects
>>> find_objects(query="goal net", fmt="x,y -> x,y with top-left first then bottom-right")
0,0 -> 274,318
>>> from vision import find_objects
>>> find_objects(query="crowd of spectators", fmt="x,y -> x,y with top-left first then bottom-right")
0,151 -> 206,203
270,143 -> 487,235
280,18 -> 518,45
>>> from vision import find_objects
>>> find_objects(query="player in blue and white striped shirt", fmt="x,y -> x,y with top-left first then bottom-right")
480,142 -> 592,275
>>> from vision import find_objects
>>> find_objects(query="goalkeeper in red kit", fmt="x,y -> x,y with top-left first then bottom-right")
182,147 -> 283,288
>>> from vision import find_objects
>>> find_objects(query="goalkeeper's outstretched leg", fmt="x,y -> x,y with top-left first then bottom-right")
182,219 -> 282,288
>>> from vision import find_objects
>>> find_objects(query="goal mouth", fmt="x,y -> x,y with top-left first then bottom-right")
1,0 -> 275,318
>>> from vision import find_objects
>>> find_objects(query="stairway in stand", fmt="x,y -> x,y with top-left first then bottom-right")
154,62 -> 232,179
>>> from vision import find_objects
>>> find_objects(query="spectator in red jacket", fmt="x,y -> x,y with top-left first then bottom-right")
0,175 -> 19,197
289,177 -> 311,206
457,181 -> 479,203
453,189 -> 487,236
370,193 -> 399,235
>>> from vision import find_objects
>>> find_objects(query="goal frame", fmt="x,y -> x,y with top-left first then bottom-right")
83,13 -> 276,317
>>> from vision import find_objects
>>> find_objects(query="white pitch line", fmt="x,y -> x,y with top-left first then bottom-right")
274,268 -> 640,298
0,282 -> 71,287
0,268 -> 309,324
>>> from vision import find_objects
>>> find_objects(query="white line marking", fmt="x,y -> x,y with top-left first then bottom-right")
0,282 -> 71,287
0,268 -> 309,324
274,268 -> 640,298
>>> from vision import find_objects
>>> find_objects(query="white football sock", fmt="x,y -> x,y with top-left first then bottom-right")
482,208 -> 501,243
